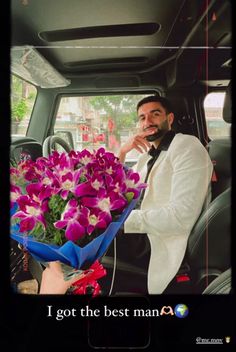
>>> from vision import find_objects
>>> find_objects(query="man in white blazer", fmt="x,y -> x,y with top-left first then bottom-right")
110,95 -> 213,294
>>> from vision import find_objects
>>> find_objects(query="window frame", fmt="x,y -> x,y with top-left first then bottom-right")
203,90 -> 230,141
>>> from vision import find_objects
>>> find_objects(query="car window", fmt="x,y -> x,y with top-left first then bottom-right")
54,94 -> 149,161
11,74 -> 37,137
204,92 -> 230,140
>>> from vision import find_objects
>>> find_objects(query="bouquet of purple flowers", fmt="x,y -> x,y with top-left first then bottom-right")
10,148 -> 145,293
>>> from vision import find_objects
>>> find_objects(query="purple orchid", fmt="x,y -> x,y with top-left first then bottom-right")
25,183 -> 53,212
12,195 -> 46,232
11,182 -> 54,232
10,167 -> 20,184
104,167 -> 127,194
54,199 -> 88,241
10,185 -> 22,208
23,164 -> 43,182
54,153 -> 75,175
124,169 -> 146,198
59,170 -> 82,200
76,149 -> 93,166
41,168 -> 61,189
10,166 -> 26,186
86,209 -> 108,235
81,188 -> 127,222
74,174 -> 105,197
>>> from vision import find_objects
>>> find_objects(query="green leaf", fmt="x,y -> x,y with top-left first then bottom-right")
124,192 -> 134,203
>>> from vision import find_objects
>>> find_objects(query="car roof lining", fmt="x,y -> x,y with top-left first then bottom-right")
11,0 -> 231,89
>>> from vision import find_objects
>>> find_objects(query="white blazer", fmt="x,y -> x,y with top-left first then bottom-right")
124,133 -> 213,294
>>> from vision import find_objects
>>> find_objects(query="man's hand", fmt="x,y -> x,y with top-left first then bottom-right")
118,128 -> 156,163
39,261 -> 85,294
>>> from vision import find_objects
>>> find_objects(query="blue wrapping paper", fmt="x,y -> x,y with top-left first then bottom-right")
11,198 -> 138,269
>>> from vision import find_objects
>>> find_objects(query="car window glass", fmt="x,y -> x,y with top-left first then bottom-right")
11,75 -> 37,137
204,92 -> 230,139
54,94 -> 149,162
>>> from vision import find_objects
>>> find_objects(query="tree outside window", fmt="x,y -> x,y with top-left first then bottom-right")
11,75 -> 37,136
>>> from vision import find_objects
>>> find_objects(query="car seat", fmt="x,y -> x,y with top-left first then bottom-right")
203,268 -> 232,294
207,82 -> 231,200
164,81 -> 232,293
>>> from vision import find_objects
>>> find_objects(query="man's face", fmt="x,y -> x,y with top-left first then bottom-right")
137,101 -> 174,142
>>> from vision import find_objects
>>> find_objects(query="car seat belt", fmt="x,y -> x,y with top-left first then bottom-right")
206,145 -> 218,182
211,161 -> 218,182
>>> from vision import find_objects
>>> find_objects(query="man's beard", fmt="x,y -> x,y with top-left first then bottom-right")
144,121 -> 169,142
145,129 -> 165,141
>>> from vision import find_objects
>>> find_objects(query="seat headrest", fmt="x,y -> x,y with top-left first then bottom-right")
223,81 -> 232,123
208,138 -> 231,177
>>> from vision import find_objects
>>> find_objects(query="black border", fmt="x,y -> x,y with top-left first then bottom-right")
1,1 -> 235,350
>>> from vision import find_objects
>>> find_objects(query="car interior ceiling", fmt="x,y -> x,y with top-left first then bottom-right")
12,0 -> 231,88
11,0 -> 232,149
10,0 -> 232,294
11,0 -> 231,149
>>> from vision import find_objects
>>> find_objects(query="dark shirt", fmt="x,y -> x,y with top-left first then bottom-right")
148,129 -> 176,159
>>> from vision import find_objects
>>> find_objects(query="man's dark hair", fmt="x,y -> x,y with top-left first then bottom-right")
137,95 -> 173,114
